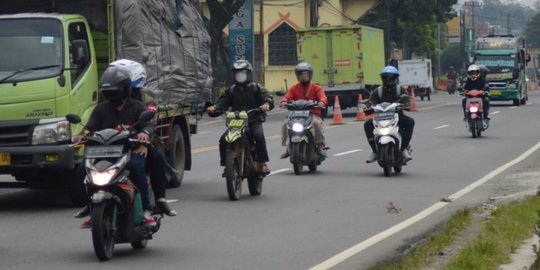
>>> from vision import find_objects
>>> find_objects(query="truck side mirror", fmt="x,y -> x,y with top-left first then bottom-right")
71,39 -> 90,67
66,114 -> 81,124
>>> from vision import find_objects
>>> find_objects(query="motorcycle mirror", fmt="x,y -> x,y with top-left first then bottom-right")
66,114 -> 81,124
138,110 -> 155,122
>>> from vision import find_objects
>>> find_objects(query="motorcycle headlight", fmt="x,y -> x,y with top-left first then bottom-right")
32,120 -> 71,145
377,127 -> 391,136
90,168 -> 118,186
469,107 -> 479,113
292,123 -> 304,133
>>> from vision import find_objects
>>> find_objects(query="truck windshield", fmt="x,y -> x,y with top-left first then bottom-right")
0,18 -> 63,83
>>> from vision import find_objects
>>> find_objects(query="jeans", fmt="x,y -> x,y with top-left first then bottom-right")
127,153 -> 151,211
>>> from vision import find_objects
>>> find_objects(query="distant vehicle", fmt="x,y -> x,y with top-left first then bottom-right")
398,59 -> 433,101
297,25 -> 385,116
474,34 -> 529,105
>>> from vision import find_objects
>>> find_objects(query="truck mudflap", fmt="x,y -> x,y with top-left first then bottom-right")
0,144 -> 75,173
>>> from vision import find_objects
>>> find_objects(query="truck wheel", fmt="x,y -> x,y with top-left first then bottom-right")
67,165 -> 87,206
167,125 -> 185,188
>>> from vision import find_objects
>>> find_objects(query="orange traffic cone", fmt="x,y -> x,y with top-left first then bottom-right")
354,94 -> 366,121
330,96 -> 346,125
409,87 -> 418,112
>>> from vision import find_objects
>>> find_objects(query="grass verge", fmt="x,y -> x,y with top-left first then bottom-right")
369,209 -> 472,270
445,195 -> 540,270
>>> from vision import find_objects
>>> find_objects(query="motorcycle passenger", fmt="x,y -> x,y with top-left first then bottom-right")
461,64 -> 490,120
73,65 -> 156,228
206,60 -> 274,176
109,59 -> 177,217
279,62 -> 328,159
364,66 -> 415,163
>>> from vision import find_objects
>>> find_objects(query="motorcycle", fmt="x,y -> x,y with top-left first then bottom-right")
463,90 -> 489,138
66,111 -> 162,261
221,109 -> 265,201
285,100 -> 326,175
447,79 -> 457,95
370,102 -> 411,177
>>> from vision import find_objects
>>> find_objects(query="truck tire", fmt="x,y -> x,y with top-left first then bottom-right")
167,125 -> 185,188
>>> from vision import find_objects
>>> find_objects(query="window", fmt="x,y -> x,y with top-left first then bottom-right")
268,23 -> 297,66
68,22 -> 90,85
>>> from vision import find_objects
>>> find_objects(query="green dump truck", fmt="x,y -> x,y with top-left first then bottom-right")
297,25 -> 385,115
474,34 -> 529,105
0,0 -> 212,205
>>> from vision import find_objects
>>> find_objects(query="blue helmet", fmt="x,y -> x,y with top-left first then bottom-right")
380,65 -> 399,86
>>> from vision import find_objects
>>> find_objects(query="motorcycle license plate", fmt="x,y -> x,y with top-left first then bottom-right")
0,152 -> 10,166
291,136 -> 303,143
375,112 -> 394,121
85,145 -> 124,158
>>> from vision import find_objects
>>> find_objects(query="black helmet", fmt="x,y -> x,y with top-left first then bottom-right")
231,59 -> 253,84
295,62 -> 313,83
99,65 -> 132,102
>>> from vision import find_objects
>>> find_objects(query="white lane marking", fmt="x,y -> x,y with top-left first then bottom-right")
197,131 -> 211,135
309,141 -> 540,270
433,125 -> 449,130
268,168 -> 291,176
333,149 -> 363,157
166,199 -> 178,203
509,106 -> 517,109
490,111 -> 500,115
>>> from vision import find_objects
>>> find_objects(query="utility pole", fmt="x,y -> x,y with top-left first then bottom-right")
310,0 -> 319,27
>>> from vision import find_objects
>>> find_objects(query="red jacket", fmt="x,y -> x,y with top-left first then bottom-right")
281,83 -> 328,117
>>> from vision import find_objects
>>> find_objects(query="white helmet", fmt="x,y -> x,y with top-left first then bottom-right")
110,59 -> 147,88
467,64 -> 480,80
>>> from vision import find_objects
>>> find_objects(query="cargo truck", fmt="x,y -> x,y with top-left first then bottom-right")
474,34 -> 529,105
0,0 -> 212,205
397,59 -> 433,101
296,25 -> 385,116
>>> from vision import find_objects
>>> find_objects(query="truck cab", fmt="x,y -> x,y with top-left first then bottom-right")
0,13 -> 99,203
474,35 -> 529,106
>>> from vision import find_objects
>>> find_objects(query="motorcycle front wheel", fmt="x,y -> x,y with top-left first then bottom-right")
226,150 -> 242,201
91,202 -> 116,261
379,144 -> 392,177
247,174 -> 263,196
290,143 -> 303,175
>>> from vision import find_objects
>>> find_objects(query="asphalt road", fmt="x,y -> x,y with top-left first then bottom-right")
1,91 -> 540,269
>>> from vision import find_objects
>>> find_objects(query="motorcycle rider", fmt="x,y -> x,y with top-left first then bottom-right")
72,65 -> 156,228
109,59 -> 177,216
279,62 -> 328,158
447,66 -> 458,81
461,64 -> 490,120
364,66 -> 414,163
206,59 -> 274,176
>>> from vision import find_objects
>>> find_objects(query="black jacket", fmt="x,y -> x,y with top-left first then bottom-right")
463,78 -> 489,91
86,98 -> 154,135
215,82 -> 274,123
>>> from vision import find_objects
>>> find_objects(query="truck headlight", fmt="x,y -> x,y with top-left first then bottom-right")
507,83 -> 516,89
32,120 -> 72,145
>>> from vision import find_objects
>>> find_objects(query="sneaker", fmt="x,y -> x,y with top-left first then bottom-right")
74,205 -> 90,218
80,219 -> 92,229
260,163 -> 271,175
316,144 -> 328,157
221,168 -> 227,178
366,152 -> 377,163
144,216 -> 157,227
280,150 -> 290,159
156,200 -> 177,217
402,150 -> 412,161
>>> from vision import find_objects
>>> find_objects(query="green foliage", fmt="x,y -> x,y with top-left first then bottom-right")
526,12 -> 540,48
441,44 -> 465,73
360,0 -> 457,58
478,0 -> 536,36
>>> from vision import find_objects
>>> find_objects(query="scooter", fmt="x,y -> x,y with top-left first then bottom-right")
222,109 -> 265,201
285,100 -> 326,175
463,90 -> 489,138
66,111 -> 162,261
370,102 -> 411,177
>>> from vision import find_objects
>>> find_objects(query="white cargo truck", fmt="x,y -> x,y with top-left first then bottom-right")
397,59 -> 433,101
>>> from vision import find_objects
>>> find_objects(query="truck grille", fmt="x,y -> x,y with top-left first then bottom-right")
0,122 -> 35,146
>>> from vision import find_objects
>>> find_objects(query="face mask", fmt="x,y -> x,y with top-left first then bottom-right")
235,70 -> 248,83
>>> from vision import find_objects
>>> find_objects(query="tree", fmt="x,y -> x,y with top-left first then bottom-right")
360,0 -> 457,59
526,12 -> 540,48
206,0 -> 246,80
